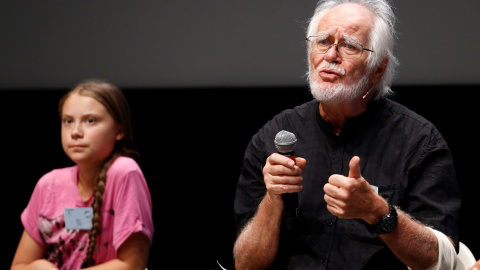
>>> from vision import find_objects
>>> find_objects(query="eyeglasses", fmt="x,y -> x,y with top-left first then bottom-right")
306,36 -> 374,59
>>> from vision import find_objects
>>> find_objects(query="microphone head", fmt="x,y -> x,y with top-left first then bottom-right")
274,130 -> 297,153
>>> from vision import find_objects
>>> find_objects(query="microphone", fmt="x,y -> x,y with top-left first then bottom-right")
274,130 -> 299,231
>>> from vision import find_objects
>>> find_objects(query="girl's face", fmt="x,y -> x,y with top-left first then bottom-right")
61,93 -> 124,168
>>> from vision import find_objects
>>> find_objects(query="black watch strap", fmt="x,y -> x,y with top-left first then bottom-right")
374,204 -> 398,234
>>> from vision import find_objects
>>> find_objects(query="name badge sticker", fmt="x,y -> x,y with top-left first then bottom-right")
64,207 -> 93,230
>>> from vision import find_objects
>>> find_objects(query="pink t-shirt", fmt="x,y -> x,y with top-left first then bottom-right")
21,156 -> 154,269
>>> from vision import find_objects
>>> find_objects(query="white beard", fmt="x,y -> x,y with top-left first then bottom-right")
309,62 -> 371,104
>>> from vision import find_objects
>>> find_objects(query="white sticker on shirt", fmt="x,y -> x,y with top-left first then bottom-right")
64,207 -> 93,230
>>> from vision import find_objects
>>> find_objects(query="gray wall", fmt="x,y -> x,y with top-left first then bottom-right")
1,1 -> 479,89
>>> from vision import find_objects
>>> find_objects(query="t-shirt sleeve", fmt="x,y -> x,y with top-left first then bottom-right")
106,158 -> 154,251
20,174 -> 50,247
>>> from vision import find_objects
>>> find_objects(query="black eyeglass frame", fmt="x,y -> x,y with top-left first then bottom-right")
305,36 -> 374,59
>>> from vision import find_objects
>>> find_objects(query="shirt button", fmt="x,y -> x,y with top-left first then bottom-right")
326,220 -> 334,226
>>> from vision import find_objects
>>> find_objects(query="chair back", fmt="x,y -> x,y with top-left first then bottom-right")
455,242 -> 476,270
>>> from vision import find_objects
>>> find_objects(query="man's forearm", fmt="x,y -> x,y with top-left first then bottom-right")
234,194 -> 284,270
381,209 -> 455,270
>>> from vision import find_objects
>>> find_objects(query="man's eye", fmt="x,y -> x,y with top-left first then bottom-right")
318,39 -> 330,46
346,44 -> 357,50
342,42 -> 360,51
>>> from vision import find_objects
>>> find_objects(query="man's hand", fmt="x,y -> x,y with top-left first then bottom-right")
263,153 -> 306,204
323,156 -> 387,224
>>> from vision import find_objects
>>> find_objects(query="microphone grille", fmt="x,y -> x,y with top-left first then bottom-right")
274,130 -> 297,153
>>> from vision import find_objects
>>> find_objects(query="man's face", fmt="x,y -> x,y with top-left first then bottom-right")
308,3 -> 376,103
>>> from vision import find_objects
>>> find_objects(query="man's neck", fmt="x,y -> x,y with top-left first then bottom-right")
319,96 -> 371,135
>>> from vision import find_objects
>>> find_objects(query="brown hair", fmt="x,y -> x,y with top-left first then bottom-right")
58,78 -> 139,266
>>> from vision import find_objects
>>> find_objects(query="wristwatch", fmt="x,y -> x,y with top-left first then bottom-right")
374,204 -> 398,234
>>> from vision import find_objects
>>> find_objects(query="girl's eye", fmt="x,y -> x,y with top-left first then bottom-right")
87,117 -> 96,123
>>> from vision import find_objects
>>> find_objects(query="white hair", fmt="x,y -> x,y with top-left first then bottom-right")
305,0 -> 399,100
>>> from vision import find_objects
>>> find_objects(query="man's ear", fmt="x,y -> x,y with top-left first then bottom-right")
372,56 -> 389,84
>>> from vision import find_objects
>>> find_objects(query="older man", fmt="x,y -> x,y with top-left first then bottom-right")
233,1 -> 461,269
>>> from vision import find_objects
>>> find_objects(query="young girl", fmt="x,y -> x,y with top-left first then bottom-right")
11,79 -> 154,269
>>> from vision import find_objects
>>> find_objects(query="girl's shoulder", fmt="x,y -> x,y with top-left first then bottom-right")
110,156 -> 140,170
107,156 -> 143,178
37,165 -> 77,188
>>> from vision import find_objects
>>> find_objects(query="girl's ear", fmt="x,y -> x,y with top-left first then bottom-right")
115,126 -> 125,141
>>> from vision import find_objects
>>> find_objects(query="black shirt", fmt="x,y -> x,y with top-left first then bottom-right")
233,98 -> 461,270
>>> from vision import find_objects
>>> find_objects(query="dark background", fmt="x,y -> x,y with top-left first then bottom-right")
2,0 -> 479,269
1,1 -> 479,89
2,85 -> 479,269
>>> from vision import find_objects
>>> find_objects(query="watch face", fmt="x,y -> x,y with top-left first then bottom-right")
379,216 -> 395,231
374,205 -> 398,234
